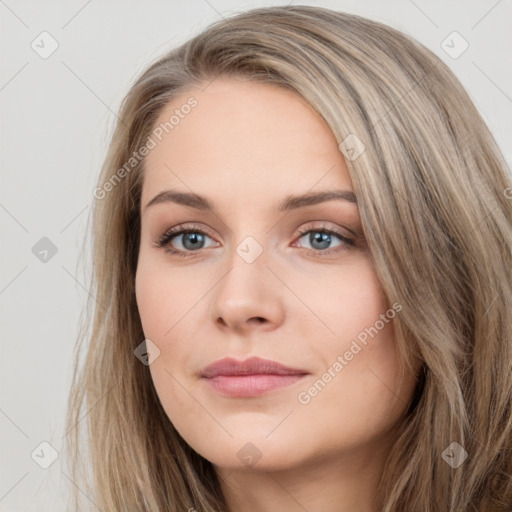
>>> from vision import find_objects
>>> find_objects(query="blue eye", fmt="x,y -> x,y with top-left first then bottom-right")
293,226 -> 355,256
155,225 -> 216,256
297,230 -> 348,251
154,223 -> 356,258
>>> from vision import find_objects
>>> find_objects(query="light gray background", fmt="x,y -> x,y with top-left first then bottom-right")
1,1 -> 510,510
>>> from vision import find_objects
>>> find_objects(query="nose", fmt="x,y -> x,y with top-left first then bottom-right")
209,240 -> 285,334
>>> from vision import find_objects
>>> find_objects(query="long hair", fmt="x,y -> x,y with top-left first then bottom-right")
65,5 -> 512,511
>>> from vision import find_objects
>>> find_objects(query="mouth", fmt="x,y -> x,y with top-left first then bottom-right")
200,356 -> 310,398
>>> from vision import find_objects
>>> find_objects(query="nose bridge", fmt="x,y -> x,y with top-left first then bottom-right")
235,233 -> 267,266
220,232 -> 270,298
222,211 -> 274,268
209,230 -> 283,329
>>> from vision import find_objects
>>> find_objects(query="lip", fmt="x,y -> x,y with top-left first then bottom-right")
200,356 -> 309,398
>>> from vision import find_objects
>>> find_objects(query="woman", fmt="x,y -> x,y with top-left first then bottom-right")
66,5 -> 512,511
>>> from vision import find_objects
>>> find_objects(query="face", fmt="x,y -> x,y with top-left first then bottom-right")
135,77 -> 418,474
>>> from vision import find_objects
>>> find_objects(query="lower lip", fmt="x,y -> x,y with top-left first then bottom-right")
202,374 -> 307,397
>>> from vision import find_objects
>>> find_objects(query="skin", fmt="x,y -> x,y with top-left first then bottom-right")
135,76 -> 420,512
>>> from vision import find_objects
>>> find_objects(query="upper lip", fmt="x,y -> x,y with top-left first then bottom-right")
200,356 -> 309,378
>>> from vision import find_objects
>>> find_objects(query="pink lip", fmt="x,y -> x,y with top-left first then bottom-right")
200,356 -> 309,398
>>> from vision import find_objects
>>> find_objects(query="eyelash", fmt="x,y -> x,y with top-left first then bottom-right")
153,222 -> 356,258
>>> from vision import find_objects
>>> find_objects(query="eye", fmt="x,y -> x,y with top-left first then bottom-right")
153,224 -> 217,257
153,222 -> 357,258
293,224 -> 355,256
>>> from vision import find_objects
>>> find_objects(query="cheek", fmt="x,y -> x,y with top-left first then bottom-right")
135,262 -> 198,427
135,255 -> 207,389
300,254 -> 391,343
297,259 -> 407,426
135,254 -> 199,340
135,257 -> 163,338
295,323 -> 405,453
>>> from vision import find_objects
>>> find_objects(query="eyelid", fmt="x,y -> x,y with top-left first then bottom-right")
155,220 -> 350,243
295,221 -> 352,237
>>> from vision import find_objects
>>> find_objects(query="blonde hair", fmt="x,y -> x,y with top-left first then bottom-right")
65,5 -> 512,511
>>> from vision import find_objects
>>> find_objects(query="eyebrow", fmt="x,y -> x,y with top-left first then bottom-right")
143,189 -> 357,213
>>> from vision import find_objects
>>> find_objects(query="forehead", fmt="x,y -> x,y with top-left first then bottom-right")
141,77 -> 353,207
